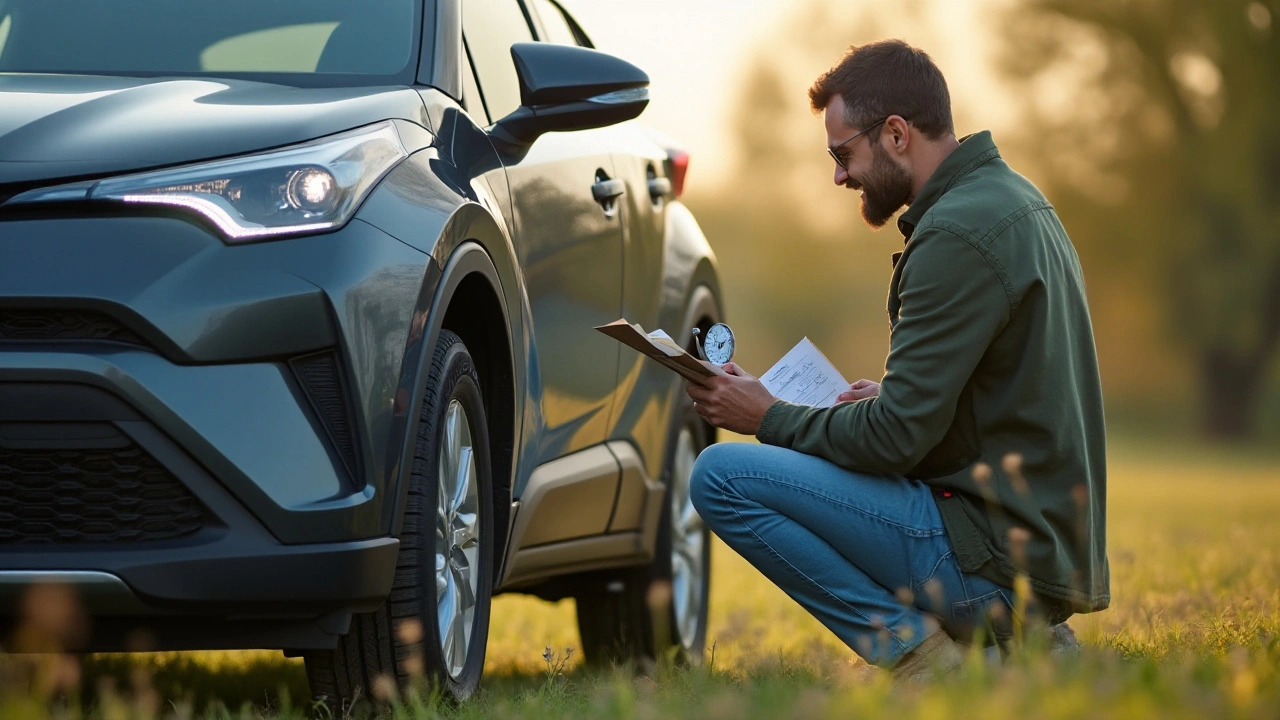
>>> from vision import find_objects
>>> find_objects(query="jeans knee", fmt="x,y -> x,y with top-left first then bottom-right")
688,443 -> 737,519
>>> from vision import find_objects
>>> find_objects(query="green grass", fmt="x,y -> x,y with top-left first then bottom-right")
3,437 -> 1279,718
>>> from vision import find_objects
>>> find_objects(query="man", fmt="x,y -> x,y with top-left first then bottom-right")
687,40 -> 1108,680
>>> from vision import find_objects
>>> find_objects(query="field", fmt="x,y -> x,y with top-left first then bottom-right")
3,437 -> 1279,719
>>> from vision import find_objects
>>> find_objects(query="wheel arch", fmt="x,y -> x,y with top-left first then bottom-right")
389,204 -> 526,582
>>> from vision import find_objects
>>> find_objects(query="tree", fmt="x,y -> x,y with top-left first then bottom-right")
998,0 -> 1280,438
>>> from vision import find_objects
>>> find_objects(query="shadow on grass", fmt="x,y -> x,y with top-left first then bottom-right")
69,653 -> 650,716
78,652 -> 310,714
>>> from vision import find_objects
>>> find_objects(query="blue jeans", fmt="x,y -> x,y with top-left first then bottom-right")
690,443 -> 1015,667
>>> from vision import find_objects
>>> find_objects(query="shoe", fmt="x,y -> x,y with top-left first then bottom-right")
1048,622 -> 1080,657
890,629 -> 966,683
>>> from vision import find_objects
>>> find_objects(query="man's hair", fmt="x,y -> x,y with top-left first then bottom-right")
808,39 -> 954,140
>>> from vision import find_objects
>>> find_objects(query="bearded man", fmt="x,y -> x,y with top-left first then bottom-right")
685,39 -> 1108,680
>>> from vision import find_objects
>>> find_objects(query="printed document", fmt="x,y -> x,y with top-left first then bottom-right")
760,337 -> 850,408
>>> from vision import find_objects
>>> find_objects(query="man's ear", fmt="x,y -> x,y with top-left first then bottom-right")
884,115 -> 911,155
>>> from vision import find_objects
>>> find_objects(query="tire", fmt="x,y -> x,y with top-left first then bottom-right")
304,330 -> 494,708
574,399 -> 712,666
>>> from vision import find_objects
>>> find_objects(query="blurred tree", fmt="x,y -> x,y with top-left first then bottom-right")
998,0 -> 1280,438
686,2 -> 931,380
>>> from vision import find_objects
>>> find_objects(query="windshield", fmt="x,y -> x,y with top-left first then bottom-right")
0,0 -> 421,82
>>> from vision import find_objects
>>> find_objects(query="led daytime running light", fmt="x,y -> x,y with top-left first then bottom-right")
82,121 -> 410,242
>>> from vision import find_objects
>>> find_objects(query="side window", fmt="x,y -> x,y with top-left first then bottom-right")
461,0 -> 534,122
461,41 -> 490,125
528,0 -> 576,47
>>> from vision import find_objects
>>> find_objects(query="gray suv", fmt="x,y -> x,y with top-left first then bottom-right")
0,0 -> 722,704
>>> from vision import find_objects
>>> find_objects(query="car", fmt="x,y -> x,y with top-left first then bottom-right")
0,0 -> 724,705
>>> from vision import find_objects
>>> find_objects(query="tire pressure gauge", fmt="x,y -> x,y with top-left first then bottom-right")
693,323 -> 735,366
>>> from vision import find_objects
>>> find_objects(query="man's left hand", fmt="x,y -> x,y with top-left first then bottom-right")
686,362 -> 777,435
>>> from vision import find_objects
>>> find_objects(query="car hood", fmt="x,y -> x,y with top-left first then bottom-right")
0,74 -> 430,185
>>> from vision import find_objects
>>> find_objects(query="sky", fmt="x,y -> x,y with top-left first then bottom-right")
559,0 -> 789,185
559,0 -> 1012,189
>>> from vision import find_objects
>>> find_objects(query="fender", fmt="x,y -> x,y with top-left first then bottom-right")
385,232 -> 527,539
355,132 -> 533,539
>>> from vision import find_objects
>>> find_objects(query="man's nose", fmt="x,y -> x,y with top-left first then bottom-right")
833,164 -> 849,186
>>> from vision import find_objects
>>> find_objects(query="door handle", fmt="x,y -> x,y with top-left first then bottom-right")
592,178 -> 626,203
647,177 -> 672,202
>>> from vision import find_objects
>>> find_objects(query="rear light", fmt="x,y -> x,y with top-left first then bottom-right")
668,150 -> 690,199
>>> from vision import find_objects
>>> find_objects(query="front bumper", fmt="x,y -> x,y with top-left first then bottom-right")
0,213 -> 435,648
0,380 -> 399,649
0,214 -> 435,540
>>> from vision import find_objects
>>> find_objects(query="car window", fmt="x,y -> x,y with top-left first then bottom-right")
528,0 -> 577,47
0,13 -> 11,61
200,23 -> 338,73
461,0 -> 534,122
0,0 -> 418,80
461,41 -> 491,126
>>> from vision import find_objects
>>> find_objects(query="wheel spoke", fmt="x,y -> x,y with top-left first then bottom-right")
452,557 -> 475,613
449,562 -> 472,674
452,447 -> 474,515
435,551 -> 449,595
440,407 -> 458,497
450,589 -> 468,674
453,511 -> 479,549
437,565 -> 456,646
447,403 -> 463,468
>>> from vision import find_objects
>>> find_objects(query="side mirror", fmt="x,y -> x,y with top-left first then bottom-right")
490,42 -> 649,150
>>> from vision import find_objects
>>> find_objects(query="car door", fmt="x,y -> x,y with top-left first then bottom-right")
463,0 -> 623,464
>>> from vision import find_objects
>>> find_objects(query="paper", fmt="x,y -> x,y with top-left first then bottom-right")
595,319 -> 727,386
760,337 -> 850,408
646,329 -> 685,355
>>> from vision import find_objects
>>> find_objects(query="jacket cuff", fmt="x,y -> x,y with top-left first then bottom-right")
756,400 -> 800,446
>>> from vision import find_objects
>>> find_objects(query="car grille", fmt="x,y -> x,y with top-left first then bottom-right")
0,308 -> 149,347
0,440 -> 211,545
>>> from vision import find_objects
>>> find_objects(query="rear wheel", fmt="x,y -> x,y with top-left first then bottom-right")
304,330 -> 493,708
574,402 -> 711,665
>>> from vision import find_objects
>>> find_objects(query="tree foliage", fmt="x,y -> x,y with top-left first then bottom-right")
998,0 -> 1280,437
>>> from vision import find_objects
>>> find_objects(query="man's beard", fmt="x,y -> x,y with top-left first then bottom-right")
854,145 -> 914,228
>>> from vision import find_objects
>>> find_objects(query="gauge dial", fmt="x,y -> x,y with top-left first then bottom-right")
702,323 -> 735,366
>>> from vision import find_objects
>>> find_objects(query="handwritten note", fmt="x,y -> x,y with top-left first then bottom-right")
760,337 -> 850,408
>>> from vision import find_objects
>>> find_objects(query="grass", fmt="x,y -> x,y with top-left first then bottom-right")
3,436 -> 1279,718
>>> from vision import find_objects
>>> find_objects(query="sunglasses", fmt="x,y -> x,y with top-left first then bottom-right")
827,117 -> 888,172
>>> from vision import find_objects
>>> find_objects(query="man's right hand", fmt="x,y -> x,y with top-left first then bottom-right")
836,379 -> 880,403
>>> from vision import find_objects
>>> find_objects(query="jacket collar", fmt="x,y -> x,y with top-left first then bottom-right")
897,130 -> 1001,241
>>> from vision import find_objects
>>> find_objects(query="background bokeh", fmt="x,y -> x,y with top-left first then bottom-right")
5,3 -> 1280,715
567,0 -> 1280,444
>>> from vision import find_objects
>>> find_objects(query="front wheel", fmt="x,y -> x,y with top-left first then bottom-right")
575,402 -> 711,665
304,330 -> 494,708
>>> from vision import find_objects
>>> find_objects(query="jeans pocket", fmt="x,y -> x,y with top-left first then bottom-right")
949,588 -> 1016,645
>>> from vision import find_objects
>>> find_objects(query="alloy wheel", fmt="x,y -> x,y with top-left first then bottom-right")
435,399 -> 480,679
669,426 -> 706,650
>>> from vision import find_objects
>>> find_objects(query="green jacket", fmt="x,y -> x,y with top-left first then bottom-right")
757,131 -> 1109,617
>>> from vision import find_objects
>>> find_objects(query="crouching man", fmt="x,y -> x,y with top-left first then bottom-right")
686,40 -> 1108,680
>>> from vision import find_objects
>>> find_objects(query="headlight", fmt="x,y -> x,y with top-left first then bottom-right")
6,121 -> 410,242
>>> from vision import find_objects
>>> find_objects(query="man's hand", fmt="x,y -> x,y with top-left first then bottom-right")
686,362 -> 776,435
836,379 -> 880,403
